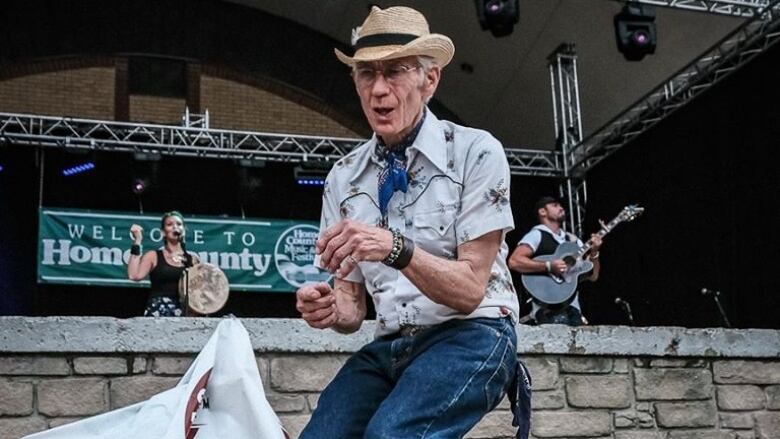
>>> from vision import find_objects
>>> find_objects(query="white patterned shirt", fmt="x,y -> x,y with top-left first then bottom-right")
317,109 -> 519,337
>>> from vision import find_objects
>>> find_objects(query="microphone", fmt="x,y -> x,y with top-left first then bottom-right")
701,287 -> 731,327
174,230 -> 192,268
614,297 -> 635,325
701,287 -> 720,297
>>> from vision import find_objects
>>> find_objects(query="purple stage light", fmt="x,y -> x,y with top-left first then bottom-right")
632,30 -> 650,46
132,179 -> 147,194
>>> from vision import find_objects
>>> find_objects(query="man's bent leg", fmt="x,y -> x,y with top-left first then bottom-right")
364,317 -> 517,439
299,338 -> 394,439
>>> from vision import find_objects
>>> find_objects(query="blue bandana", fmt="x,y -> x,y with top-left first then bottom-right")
376,109 -> 427,218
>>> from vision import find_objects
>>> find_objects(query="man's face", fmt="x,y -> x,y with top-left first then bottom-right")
353,57 -> 440,145
541,202 -> 565,223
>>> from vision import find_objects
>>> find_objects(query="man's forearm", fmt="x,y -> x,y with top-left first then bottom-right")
401,248 -> 486,314
510,256 -> 547,274
588,257 -> 601,282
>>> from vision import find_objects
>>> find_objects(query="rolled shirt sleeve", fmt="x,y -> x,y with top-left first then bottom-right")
518,229 -> 542,252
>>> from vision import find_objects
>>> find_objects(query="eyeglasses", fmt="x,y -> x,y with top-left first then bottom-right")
352,63 -> 420,87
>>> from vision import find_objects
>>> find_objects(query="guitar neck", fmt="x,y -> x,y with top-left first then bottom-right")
576,214 -> 626,257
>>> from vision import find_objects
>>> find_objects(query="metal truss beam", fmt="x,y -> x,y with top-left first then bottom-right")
0,112 -> 560,177
570,0 -> 780,176
549,43 -> 587,236
619,0 -> 780,18
504,148 -> 563,177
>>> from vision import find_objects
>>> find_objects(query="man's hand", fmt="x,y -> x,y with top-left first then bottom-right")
316,219 -> 393,278
296,282 -> 337,329
590,234 -> 604,252
550,259 -> 568,275
130,224 -> 143,245
591,220 -> 607,252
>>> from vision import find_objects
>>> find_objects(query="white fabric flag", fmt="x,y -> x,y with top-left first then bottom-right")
25,318 -> 287,439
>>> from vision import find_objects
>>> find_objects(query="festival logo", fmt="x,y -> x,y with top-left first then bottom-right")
184,369 -> 212,439
274,225 -> 331,288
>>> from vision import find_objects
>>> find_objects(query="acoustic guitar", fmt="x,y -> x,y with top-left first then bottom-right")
521,205 -> 644,305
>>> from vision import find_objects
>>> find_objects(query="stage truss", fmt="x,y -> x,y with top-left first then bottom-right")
0,112 -> 561,178
1,0 -> 779,233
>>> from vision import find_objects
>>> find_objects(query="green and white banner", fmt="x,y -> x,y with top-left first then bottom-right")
37,208 -> 330,292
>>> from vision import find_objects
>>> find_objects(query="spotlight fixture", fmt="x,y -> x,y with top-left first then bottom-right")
294,161 -> 331,187
133,151 -> 162,162
614,3 -> 657,61
131,178 -> 149,195
296,178 -> 326,187
62,161 -> 96,176
475,0 -> 519,38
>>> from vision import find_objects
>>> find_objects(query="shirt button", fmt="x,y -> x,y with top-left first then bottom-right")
439,226 -> 445,231
402,303 -> 407,307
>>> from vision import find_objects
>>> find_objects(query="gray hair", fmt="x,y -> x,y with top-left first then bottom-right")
416,56 -> 438,103
417,55 -> 438,72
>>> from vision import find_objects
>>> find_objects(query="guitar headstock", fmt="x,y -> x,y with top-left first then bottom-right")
619,205 -> 644,222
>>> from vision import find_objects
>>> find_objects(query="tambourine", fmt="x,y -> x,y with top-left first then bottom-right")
178,262 -> 230,315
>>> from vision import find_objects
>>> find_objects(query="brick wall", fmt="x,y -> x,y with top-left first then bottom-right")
0,61 -> 362,139
0,67 -> 115,120
128,95 -> 186,125
1,318 -> 779,439
201,75 -> 360,137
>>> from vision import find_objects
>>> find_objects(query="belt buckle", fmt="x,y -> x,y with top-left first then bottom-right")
399,324 -> 429,337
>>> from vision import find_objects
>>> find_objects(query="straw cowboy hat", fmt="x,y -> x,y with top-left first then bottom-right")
335,6 -> 454,68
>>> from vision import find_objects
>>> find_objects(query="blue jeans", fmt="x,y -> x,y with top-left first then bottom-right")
299,317 -> 518,439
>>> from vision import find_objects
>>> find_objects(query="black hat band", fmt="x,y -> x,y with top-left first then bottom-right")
353,33 -> 419,50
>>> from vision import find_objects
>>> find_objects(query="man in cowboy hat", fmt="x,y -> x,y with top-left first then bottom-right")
296,6 -> 529,438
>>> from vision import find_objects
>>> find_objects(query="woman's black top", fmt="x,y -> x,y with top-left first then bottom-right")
148,250 -> 185,299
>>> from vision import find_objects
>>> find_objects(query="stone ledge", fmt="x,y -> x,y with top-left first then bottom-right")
1,317 -> 778,357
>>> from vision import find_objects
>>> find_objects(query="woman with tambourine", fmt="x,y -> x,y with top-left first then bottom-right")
127,210 -> 200,317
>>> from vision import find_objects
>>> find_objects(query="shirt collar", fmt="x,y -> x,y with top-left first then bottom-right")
349,107 -> 449,183
533,224 -> 566,238
410,108 -> 449,173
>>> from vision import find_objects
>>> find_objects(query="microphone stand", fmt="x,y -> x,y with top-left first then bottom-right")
180,237 -> 193,317
621,302 -> 635,325
615,298 -> 635,325
710,291 -> 731,328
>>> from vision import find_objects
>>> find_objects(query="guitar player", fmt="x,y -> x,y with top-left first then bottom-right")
508,196 -> 603,326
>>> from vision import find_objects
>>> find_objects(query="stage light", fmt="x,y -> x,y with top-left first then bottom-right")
133,151 -> 162,162
0,164 -> 4,173
132,178 -> 148,195
294,163 -> 330,187
296,178 -> 326,186
475,0 -> 519,38
614,3 -> 657,61
62,161 -> 95,176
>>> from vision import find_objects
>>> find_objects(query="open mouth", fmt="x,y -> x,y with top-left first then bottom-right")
374,107 -> 394,117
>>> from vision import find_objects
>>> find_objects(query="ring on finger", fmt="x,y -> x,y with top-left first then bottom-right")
346,254 -> 358,264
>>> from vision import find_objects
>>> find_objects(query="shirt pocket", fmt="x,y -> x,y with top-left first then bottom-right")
412,208 -> 457,257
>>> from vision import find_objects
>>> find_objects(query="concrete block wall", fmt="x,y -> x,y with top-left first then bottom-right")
1,318 -> 779,439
